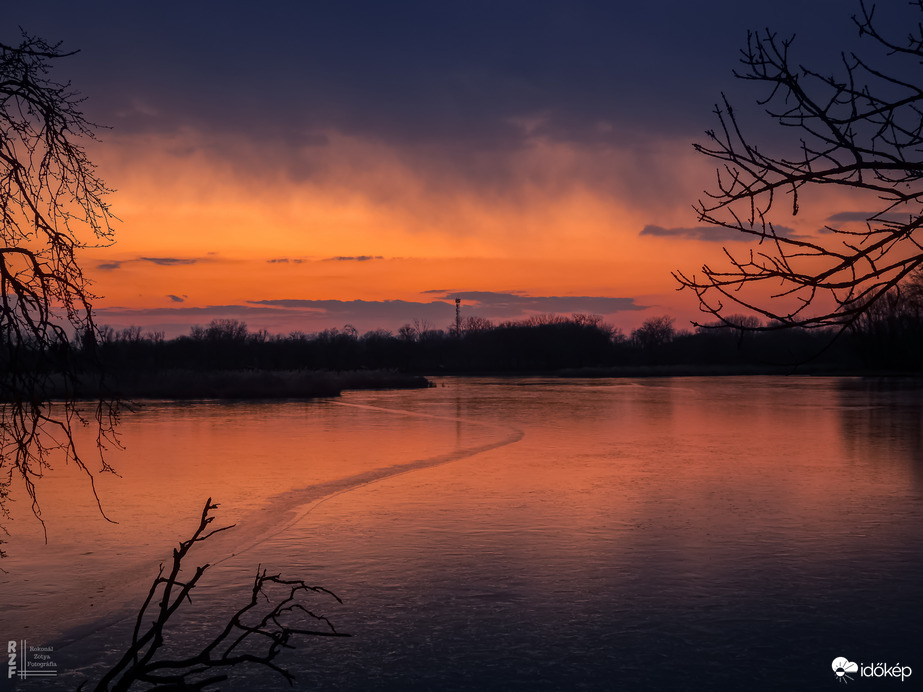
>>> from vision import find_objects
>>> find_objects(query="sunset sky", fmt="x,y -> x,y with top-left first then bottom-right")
5,1 -> 889,336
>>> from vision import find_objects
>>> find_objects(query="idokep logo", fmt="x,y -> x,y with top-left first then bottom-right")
833,657 -> 859,683
832,657 -> 913,684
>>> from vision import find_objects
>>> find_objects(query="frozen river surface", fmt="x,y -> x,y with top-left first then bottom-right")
2,376 -> 922,690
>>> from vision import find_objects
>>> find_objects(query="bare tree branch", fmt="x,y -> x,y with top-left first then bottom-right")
679,2 -> 923,330
0,32 -> 121,554
89,499 -> 348,692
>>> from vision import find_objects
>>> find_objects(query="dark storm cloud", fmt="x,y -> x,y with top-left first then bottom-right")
4,1 -> 870,153
640,224 -> 797,242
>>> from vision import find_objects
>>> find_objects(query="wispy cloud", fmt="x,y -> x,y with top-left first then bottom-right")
641,224 -> 747,242
96,291 -> 646,338
245,299 -> 441,320
167,294 -> 185,303
422,290 -> 526,301
423,290 -> 645,316
267,258 -> 307,264
249,293 -> 645,324
825,211 -> 907,224
98,257 -> 203,271
141,257 -> 198,266
640,224 -> 799,242
322,255 -> 384,262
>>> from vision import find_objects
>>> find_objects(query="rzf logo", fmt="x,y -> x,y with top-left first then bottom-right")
7,640 -> 16,679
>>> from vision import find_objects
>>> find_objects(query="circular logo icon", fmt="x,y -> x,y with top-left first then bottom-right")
832,657 -> 858,683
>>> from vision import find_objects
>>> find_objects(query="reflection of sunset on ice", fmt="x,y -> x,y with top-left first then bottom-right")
4,379 -> 923,689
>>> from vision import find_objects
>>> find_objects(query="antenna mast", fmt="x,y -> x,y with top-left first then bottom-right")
455,298 -> 461,336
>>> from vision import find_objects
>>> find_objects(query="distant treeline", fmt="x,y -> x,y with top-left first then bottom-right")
85,303 -> 922,377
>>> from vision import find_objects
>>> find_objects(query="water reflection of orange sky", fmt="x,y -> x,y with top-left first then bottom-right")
270,379 -> 922,600
5,378 -> 918,646
1,399 -> 476,643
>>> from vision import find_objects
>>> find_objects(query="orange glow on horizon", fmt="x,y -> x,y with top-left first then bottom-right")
77,128 -> 873,335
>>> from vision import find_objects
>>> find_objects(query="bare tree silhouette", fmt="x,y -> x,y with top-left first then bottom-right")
89,499 -> 348,692
631,316 -> 675,350
677,1 -> 923,330
0,33 -> 120,551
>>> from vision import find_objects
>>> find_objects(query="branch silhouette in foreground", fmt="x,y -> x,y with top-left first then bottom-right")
89,499 -> 348,691
1,32 -> 121,553
677,1 -> 923,330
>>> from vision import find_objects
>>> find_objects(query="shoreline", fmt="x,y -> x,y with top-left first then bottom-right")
426,364 -> 923,379
57,365 -> 923,403
87,368 -> 432,401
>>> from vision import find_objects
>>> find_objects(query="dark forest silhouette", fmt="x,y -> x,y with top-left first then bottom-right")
83,284 -> 923,396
